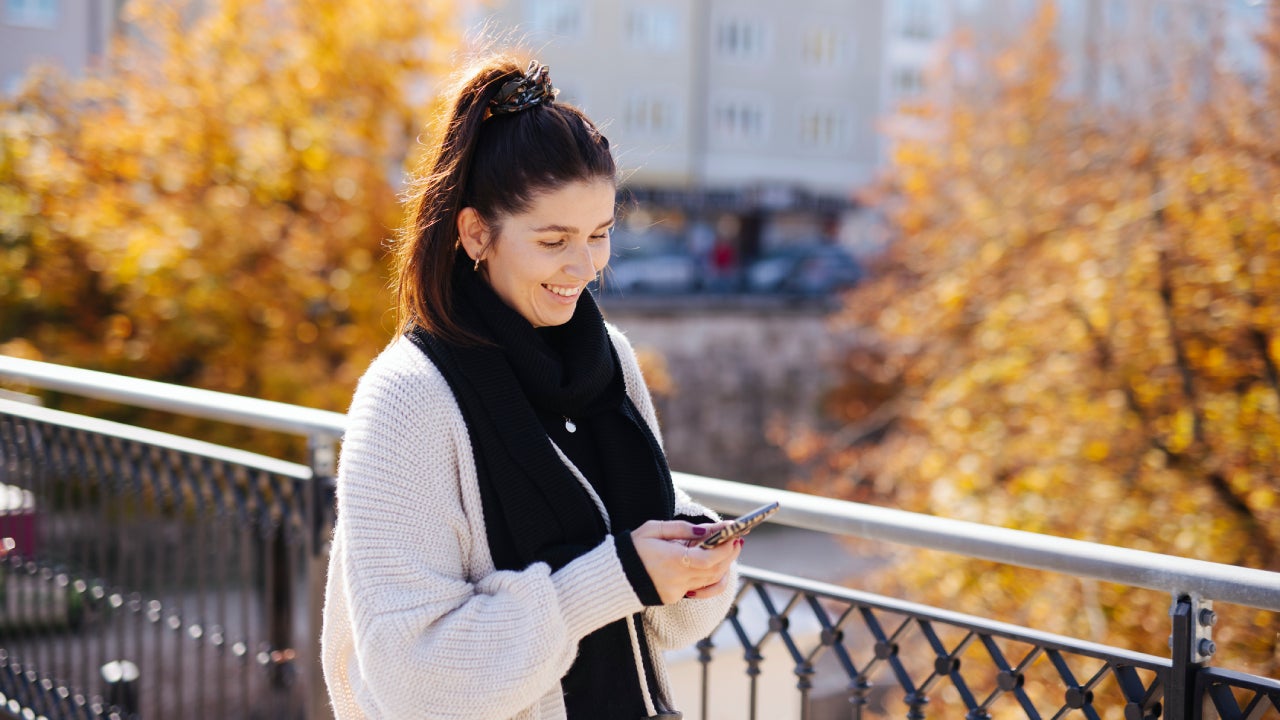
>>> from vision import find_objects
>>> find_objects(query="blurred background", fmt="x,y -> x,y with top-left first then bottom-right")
1,0 -> 1277,689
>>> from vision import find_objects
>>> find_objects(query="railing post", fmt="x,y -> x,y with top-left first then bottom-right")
1167,593 -> 1215,720
268,518 -> 296,716
850,676 -> 870,719
696,636 -> 713,720
266,433 -> 337,720
304,434 -> 338,720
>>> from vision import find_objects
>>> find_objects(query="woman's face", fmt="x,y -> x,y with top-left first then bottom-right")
471,179 -> 615,328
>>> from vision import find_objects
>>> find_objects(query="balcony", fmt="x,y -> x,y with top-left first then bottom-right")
1,355 -> 1278,720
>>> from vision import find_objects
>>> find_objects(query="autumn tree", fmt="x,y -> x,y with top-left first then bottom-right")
0,0 -> 459,435
788,2 -> 1280,683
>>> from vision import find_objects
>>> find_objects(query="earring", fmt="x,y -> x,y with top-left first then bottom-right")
473,255 -> 481,272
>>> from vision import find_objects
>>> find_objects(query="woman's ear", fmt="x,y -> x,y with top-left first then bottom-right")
457,207 -> 490,263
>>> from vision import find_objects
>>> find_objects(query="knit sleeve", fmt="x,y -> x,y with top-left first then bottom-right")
643,486 -> 740,651
330,342 -> 645,720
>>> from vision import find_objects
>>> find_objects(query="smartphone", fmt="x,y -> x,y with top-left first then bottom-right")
698,501 -> 780,549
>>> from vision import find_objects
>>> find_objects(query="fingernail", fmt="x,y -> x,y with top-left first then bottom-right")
734,538 -> 745,547
685,591 -> 696,598
691,526 -> 707,536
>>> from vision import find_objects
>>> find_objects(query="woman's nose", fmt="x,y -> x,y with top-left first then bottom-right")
566,244 -> 595,279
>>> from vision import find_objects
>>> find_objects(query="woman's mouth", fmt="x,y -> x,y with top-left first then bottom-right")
543,283 -> 583,301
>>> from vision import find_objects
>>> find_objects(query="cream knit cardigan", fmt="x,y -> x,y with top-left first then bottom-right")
321,325 -> 738,720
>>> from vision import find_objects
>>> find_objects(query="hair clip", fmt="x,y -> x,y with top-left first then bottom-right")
490,61 -> 558,116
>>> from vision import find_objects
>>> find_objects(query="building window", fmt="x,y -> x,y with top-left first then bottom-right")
899,0 -> 935,40
1105,0 -> 1128,30
5,0 -> 57,28
798,106 -> 848,150
624,93 -> 676,136
710,97 -> 768,142
625,5 -> 678,52
891,65 -> 925,101
801,26 -> 845,67
715,16 -> 769,60
525,0 -> 583,39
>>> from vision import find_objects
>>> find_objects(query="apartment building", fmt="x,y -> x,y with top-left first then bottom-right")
929,0 -> 1264,104
481,0 -> 886,260
5,0 -> 1264,259
498,0 -> 1268,261
0,0 -> 120,94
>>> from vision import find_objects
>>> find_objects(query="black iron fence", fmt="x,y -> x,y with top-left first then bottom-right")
678,476 -> 1280,720
1,356 -> 1279,720
0,399 -> 330,719
688,568 -> 1280,720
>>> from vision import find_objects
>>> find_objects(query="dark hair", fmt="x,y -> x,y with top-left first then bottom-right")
392,55 -> 616,344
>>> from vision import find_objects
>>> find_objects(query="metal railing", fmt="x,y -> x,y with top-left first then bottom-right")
674,476 -> 1280,720
1,355 -> 1278,720
0,357 -> 341,720
0,401 -> 320,719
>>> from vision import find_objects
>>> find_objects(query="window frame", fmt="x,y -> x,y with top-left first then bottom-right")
624,3 -> 679,52
796,102 -> 851,152
5,0 -> 58,29
524,0 -> 586,40
712,13 -> 772,62
709,92 -> 771,145
623,91 -> 680,138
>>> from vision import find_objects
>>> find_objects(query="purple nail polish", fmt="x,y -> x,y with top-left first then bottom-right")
691,526 -> 707,536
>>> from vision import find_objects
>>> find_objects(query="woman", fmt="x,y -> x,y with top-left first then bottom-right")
321,56 -> 742,720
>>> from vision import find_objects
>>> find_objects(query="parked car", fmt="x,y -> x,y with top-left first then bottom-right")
745,245 -> 863,295
0,484 -> 91,630
603,244 -> 701,295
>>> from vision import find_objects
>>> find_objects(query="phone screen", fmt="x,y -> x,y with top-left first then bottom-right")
698,501 -> 780,549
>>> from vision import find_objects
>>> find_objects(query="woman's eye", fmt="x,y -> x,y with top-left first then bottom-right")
539,239 -> 567,249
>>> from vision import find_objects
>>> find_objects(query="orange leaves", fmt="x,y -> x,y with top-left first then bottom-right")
0,0 -> 461,435
799,0 -> 1280,675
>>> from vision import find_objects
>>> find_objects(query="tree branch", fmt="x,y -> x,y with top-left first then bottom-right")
1156,248 -> 1205,446
1229,233 -> 1280,401
1066,300 -> 1150,428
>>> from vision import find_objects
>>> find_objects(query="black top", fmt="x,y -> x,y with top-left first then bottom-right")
407,256 -> 682,720
534,329 -> 666,717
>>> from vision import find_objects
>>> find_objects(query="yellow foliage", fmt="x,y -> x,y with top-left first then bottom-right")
0,0 -> 461,453
796,1 -> 1280,682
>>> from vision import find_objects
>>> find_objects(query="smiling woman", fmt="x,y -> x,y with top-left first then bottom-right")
320,56 -> 742,720
456,179 -> 616,328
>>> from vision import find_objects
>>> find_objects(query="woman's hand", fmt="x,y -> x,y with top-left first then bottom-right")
631,520 -> 742,605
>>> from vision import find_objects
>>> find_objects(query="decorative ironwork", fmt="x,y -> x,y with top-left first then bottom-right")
691,568 -> 1277,720
0,402 -> 323,719
1198,667 -> 1280,720
1,358 -> 1277,720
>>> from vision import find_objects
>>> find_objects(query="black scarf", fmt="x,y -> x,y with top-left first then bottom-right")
407,253 -> 676,575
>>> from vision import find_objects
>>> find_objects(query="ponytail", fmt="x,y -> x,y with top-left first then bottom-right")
392,55 -> 616,345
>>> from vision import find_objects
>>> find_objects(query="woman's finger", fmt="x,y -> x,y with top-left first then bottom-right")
680,535 -> 742,597
633,521 -> 744,603
635,519 -> 704,542
682,543 -> 742,600
685,575 -> 729,600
